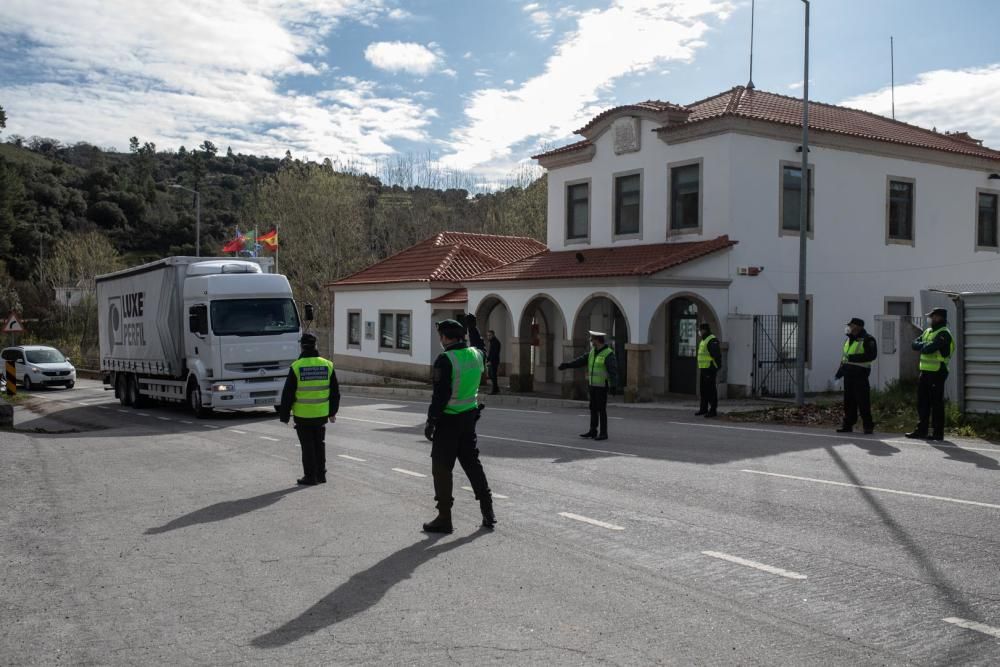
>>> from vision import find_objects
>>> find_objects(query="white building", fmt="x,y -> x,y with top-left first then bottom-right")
329,86 -> 1000,401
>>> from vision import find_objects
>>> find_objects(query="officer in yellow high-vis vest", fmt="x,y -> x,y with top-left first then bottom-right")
906,307 -> 955,441
422,319 -> 495,533
558,330 -> 619,441
278,333 -> 340,486
835,317 -> 878,434
695,323 -> 722,418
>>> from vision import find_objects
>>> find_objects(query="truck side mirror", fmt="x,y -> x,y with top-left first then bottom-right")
189,305 -> 208,335
304,304 -> 315,322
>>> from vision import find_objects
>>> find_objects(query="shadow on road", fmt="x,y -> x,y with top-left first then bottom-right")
930,442 -> 1000,470
145,486 -> 305,534
853,439 -> 901,457
251,530 -> 487,649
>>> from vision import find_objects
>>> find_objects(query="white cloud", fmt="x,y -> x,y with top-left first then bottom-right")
364,41 -> 443,76
387,8 -> 412,20
443,0 -> 734,172
840,64 -> 1000,150
0,0 -> 434,159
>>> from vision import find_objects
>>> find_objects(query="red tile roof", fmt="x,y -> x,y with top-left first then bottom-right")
466,236 -> 736,282
330,232 -> 547,286
536,86 -> 1000,162
427,288 -> 468,304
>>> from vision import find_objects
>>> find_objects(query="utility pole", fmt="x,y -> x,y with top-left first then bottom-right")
795,0 -> 810,406
747,0 -> 756,89
890,36 -> 895,120
170,184 -> 201,256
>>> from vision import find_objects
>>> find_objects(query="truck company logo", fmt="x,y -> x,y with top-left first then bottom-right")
108,292 -> 146,350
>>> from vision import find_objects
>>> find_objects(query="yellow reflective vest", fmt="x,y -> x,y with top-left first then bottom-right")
291,356 -> 334,419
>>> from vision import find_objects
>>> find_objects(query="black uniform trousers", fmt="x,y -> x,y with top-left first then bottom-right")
699,369 -> 718,414
295,424 -> 326,482
488,362 -> 500,393
842,370 -> 874,430
588,385 -> 609,436
431,411 -> 491,509
917,369 -> 948,437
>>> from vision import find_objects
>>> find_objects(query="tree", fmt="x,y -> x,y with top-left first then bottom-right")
0,105 -> 6,135
47,231 -> 124,289
200,140 -> 218,158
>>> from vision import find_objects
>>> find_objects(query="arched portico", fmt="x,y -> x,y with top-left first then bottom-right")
509,294 -> 568,394
474,295 -> 514,388
563,293 -> 631,400
646,292 -> 722,396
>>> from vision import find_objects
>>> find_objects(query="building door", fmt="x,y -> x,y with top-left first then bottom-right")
669,298 -> 698,394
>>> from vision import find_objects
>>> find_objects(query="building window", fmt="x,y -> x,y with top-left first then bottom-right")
780,164 -> 814,234
978,191 -> 999,250
779,296 -> 812,363
566,182 -> 589,240
614,172 -> 641,236
887,178 -> 914,243
347,311 -> 361,347
378,311 -> 412,353
669,161 -> 701,232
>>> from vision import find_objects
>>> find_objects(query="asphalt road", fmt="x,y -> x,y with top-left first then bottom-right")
3,379 -> 1000,665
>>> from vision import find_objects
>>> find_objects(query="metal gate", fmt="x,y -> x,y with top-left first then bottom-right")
960,292 -> 1000,414
751,314 -> 798,397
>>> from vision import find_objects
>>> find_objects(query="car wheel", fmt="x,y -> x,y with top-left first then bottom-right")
187,383 -> 212,418
65,381 -> 75,390
22,375 -> 33,391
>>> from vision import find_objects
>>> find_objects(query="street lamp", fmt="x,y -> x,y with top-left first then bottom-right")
795,0 -> 810,406
170,184 -> 201,257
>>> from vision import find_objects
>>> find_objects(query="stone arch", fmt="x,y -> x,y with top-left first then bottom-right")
473,294 -> 514,387
565,293 -> 632,400
510,293 -> 569,394
646,292 -> 722,397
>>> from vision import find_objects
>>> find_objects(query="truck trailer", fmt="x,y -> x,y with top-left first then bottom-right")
96,256 -> 310,417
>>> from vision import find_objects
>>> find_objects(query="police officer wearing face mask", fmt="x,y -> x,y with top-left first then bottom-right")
906,307 -> 955,441
558,331 -> 619,441
422,319 -> 496,533
835,317 -> 878,434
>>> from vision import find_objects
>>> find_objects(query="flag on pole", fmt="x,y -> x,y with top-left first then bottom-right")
222,229 -> 246,253
257,229 -> 278,251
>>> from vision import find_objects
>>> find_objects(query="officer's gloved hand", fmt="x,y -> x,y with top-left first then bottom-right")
424,419 -> 436,442
557,363 -> 567,371
912,340 -> 925,352
475,403 -> 485,421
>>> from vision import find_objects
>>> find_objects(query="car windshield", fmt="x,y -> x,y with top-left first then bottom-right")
25,348 -> 66,364
210,299 -> 300,337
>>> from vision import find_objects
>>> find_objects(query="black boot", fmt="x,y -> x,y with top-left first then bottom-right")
480,497 -> 497,530
905,429 -> 928,439
423,463 -> 454,533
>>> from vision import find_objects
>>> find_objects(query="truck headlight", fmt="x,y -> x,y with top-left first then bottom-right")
212,383 -> 235,392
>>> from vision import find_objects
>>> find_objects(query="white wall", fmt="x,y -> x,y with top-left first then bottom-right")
332,287 -> 435,366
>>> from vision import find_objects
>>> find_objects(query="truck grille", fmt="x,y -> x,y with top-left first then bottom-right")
224,361 -> 288,373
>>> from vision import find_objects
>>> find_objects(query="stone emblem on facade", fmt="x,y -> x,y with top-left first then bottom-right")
613,116 -> 641,154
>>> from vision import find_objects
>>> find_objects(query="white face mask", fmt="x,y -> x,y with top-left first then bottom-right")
844,326 -> 851,335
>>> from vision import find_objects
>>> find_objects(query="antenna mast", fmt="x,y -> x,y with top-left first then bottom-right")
747,0 -> 756,89
890,36 -> 895,119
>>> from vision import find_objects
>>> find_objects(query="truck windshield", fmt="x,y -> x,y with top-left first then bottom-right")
25,348 -> 66,364
210,299 -> 300,336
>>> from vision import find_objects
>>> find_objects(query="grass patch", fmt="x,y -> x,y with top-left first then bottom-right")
725,379 -> 1000,443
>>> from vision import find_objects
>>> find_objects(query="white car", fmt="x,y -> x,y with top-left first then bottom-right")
1,345 -> 77,390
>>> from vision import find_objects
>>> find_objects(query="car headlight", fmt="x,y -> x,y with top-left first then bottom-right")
30,367 -> 40,373
211,383 -> 235,392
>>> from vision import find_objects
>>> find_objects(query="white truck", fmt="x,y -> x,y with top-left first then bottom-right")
97,256 -> 312,417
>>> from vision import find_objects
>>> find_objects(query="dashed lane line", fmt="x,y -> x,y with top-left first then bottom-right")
179,420 -> 193,425
942,617 -> 1000,639
340,396 -> 553,415
742,469 -> 1000,510
201,424 -> 220,429
701,551 -> 807,580
461,486 -> 508,499
392,468 -> 426,478
137,413 -> 151,417
336,415 -> 637,458
95,406 -> 109,411
229,429 -> 248,435
337,454 -> 367,462
156,416 -> 172,422
260,436 -> 279,442
117,409 -> 129,414
558,512 -> 624,531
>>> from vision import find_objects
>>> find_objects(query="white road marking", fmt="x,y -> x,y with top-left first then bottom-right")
392,468 -> 426,478
486,407 -> 552,414
880,437 -> 1000,454
338,454 -> 367,462
117,409 -> 129,414
742,470 -> 1000,510
354,403 -> 408,411
229,429 -> 248,435
137,413 -> 150,417
558,512 -> 624,531
95,406 -> 109,410
461,486 -> 508,499
267,454 -> 291,462
201,424 -> 220,429
337,415 -> 636,458
179,420 -> 193,425
670,421 -> 871,441
341,396 -> 552,415
260,436 -> 279,442
942,617 -> 1000,639
701,551 -> 807,580
156,416 -> 172,422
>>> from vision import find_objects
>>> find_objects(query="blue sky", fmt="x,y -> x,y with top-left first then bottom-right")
1,0 -> 998,181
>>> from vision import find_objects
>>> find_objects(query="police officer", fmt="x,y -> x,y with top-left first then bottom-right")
695,323 -> 722,418
422,319 -> 496,533
278,333 -> 340,486
559,331 -> 619,441
835,317 -> 878,434
906,307 -> 955,441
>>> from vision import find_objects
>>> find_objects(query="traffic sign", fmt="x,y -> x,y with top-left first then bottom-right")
1,311 -> 24,334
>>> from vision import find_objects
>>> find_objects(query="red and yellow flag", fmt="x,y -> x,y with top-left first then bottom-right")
257,229 -> 278,250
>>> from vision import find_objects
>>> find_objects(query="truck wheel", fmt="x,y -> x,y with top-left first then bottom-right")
187,383 -> 212,418
117,375 -> 131,407
129,377 -> 148,409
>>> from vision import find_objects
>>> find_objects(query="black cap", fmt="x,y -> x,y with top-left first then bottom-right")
925,307 -> 948,319
436,319 -> 466,337
299,333 -> 317,346
847,317 -> 865,328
